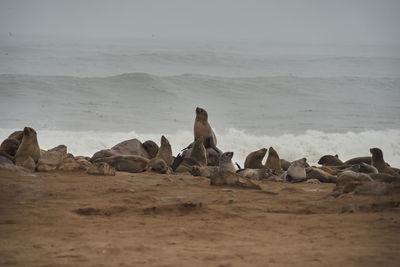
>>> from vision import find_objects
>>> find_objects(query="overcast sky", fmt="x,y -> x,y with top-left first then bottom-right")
0,0 -> 399,45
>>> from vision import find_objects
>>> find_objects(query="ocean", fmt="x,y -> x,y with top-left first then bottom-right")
1,37 -> 399,165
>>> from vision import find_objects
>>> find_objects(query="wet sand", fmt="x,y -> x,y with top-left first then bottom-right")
0,170 -> 399,266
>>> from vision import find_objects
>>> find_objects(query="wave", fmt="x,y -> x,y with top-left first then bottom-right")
1,128 -> 399,167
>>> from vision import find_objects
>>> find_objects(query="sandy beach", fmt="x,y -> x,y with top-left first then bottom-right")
1,169 -> 399,267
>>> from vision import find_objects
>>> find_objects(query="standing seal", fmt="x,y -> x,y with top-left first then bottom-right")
15,127 -> 40,163
244,148 -> 267,169
218,152 -> 236,173
265,147 -> 282,171
370,148 -> 399,176
156,136 -> 173,166
194,107 -> 217,147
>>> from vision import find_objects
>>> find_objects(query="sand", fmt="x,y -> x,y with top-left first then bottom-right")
0,170 -> 399,266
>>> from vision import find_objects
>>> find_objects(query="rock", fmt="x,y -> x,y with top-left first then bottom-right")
0,162 -> 36,176
210,171 -> 261,189
369,173 -> 400,183
37,145 -> 67,172
87,162 -> 115,176
306,167 -> 337,183
58,153 -> 81,171
91,138 -> 150,161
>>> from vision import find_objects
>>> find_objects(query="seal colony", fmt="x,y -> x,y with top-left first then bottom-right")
1,107 -> 399,193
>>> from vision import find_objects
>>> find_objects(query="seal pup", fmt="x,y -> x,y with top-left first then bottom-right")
244,148 -> 267,169
218,152 -> 236,173
156,136 -> 173,166
265,147 -> 282,171
146,158 -> 170,174
194,107 -> 217,147
281,158 -> 307,183
370,148 -> 399,176
318,154 -> 343,166
15,127 -> 40,167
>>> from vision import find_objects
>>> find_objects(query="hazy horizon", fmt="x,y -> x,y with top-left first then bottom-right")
1,0 -> 400,45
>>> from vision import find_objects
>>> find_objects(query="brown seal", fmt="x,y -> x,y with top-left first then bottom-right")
94,155 -> 149,173
370,148 -> 398,176
156,136 -> 173,166
190,137 -> 207,167
143,140 -> 159,159
218,152 -> 236,173
265,147 -> 282,171
15,127 -> 40,166
194,107 -> 217,147
0,130 -> 24,161
344,156 -> 371,165
146,158 -> 170,174
318,154 -> 343,166
244,148 -> 267,169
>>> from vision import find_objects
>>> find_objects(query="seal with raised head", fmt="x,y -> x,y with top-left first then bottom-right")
370,148 -> 399,176
265,147 -> 282,171
15,127 -> 40,167
156,136 -> 173,166
218,152 -> 236,173
194,107 -> 217,147
244,148 -> 267,169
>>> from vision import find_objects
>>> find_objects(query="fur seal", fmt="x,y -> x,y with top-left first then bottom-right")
306,167 -> 337,183
175,137 -> 207,172
94,155 -> 149,173
318,154 -> 343,166
190,137 -> 207,167
143,140 -> 159,159
358,162 -> 378,174
218,152 -> 236,173
280,159 -> 291,171
194,107 -> 217,147
344,156 -> 371,165
244,148 -> 267,169
0,130 -> 24,161
191,166 -> 218,178
281,158 -> 307,183
15,127 -> 40,167
265,147 -> 282,171
156,136 -> 173,166
370,148 -> 398,176
146,158 -> 170,174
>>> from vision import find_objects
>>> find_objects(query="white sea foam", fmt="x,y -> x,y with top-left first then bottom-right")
1,128 -> 399,167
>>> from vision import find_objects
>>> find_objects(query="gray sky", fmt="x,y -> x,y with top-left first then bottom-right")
0,0 -> 399,44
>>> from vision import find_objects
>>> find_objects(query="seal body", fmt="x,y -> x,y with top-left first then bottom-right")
143,140 -> 159,159
218,152 -> 236,173
265,147 -> 282,171
156,136 -> 173,166
281,158 -> 307,183
15,127 -> 40,165
318,155 -> 343,166
370,148 -> 398,176
190,137 -> 207,167
94,155 -> 149,173
194,107 -> 217,147
244,148 -> 267,169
